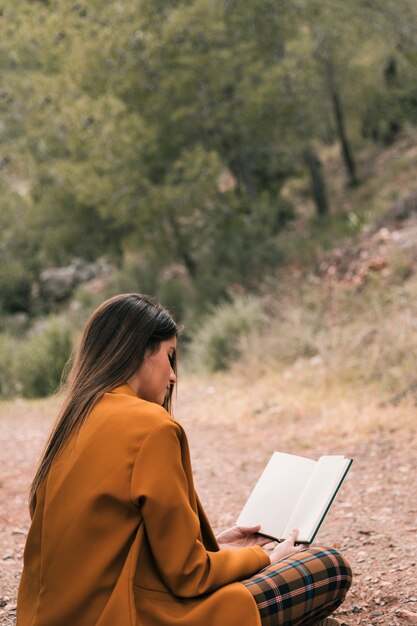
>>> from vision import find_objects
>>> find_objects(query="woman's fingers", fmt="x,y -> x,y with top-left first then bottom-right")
237,524 -> 261,534
281,528 -> 300,546
268,529 -> 302,564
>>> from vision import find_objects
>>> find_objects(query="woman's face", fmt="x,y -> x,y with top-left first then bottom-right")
128,337 -> 177,405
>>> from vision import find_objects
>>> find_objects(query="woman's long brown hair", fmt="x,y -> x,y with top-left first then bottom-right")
29,293 -> 177,517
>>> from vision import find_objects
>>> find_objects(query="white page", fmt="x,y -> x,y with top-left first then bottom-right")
282,456 -> 350,541
236,452 -> 316,539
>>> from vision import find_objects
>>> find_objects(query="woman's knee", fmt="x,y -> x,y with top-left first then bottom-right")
310,546 -> 353,598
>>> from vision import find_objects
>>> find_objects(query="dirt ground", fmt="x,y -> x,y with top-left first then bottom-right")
1,380 -> 416,626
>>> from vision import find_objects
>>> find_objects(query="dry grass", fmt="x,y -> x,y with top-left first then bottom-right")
1,364 -> 414,446
179,271 -> 417,440
179,365 -> 416,443
0,396 -> 60,424
254,272 -> 417,387
323,127 -> 417,221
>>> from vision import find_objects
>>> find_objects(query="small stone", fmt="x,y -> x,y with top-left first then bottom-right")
395,608 -> 417,622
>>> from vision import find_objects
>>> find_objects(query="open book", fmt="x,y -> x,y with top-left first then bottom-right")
236,452 -> 352,543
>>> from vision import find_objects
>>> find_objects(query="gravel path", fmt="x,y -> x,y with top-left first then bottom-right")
1,386 -> 416,625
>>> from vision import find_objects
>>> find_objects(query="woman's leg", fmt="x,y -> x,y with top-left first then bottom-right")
242,546 -> 352,626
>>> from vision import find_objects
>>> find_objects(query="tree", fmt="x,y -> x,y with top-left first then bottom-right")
2,0 -> 416,316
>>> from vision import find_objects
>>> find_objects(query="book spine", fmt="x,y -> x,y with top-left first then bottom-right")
308,458 -> 353,544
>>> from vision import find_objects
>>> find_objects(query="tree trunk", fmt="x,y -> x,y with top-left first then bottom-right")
234,155 -> 259,202
323,58 -> 358,187
168,215 -> 197,278
304,148 -> 329,217
329,78 -> 358,187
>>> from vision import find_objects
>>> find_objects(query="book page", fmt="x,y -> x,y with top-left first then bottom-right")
236,452 -> 316,539
282,456 -> 351,542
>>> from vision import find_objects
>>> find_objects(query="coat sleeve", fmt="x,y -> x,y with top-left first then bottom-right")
130,420 -> 269,598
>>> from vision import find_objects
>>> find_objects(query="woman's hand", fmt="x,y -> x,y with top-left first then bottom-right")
268,528 -> 305,564
216,525 -> 272,550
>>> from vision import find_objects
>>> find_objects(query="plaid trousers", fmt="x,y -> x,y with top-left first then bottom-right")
242,547 -> 352,626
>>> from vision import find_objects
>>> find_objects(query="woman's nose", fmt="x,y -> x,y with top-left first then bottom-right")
170,368 -> 177,384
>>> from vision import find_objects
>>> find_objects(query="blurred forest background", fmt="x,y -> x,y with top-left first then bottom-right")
1,0 -> 417,401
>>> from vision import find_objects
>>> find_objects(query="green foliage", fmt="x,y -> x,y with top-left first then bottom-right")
0,189 -> 39,313
0,333 -> 18,398
14,319 -> 73,398
1,0 -> 417,319
105,258 -> 160,299
187,295 -> 265,371
156,275 -> 193,326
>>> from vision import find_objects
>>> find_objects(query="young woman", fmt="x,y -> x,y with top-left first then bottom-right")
17,293 -> 352,626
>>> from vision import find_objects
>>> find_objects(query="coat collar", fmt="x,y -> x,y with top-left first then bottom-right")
109,383 -> 176,423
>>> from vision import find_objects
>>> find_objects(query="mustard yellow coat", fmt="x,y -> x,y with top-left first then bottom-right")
17,384 -> 269,626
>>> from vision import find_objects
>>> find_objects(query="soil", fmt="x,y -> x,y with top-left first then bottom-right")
318,194 -> 417,290
1,387 -> 416,626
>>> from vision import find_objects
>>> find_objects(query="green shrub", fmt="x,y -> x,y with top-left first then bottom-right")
108,258 -> 160,297
187,295 -> 265,372
157,275 -> 194,326
0,258 -> 34,314
0,312 -> 30,337
0,333 -> 19,398
15,319 -> 73,398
